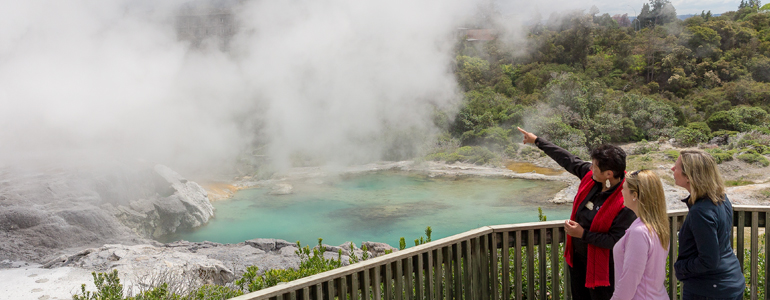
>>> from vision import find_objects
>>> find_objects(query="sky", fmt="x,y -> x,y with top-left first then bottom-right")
0,0 -> 748,176
497,0 -> 744,17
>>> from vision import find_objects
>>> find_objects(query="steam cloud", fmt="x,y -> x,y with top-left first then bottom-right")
0,0 -> 481,175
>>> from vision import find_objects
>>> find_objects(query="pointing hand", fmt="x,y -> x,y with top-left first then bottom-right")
517,127 -> 537,144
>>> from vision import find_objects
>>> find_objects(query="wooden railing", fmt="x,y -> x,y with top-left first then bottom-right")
232,205 -> 769,300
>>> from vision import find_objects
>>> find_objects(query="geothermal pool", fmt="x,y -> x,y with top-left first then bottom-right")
160,172 -> 571,247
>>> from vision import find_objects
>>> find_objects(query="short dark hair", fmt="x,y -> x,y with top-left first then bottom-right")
590,144 -> 627,178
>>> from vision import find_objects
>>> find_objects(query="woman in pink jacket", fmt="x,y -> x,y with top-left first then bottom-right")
611,170 -> 671,300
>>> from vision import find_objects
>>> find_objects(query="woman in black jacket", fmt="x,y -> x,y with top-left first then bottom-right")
672,149 -> 745,300
518,127 -> 636,300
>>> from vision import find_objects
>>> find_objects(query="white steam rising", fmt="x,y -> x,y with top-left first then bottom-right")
0,0 -> 481,175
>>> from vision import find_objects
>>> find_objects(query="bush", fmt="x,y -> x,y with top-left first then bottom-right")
674,127 -> 710,147
664,150 -> 680,160
705,148 -> 735,164
687,122 -> 712,136
737,152 -> 770,166
633,139 -> 660,155
707,106 -> 769,132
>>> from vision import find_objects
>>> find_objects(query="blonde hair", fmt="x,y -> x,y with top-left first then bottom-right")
626,170 -> 670,249
679,149 -> 726,205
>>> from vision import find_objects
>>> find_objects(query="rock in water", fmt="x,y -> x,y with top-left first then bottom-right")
269,183 -> 293,195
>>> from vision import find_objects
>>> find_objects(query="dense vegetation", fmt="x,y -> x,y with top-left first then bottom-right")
430,0 -> 770,165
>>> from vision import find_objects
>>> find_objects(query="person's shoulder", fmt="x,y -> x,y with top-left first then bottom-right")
624,222 -> 653,246
688,199 -> 720,221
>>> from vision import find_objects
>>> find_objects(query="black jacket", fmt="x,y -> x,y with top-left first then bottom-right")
534,137 -> 636,256
674,195 -> 745,297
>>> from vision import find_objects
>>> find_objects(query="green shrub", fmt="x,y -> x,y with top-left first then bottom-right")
674,127 -> 709,146
707,106 -> 769,132
705,148 -> 735,164
737,152 -> 770,166
687,122 -> 712,136
710,130 -> 739,139
664,150 -> 680,160
633,139 -> 660,155
73,270 -> 124,300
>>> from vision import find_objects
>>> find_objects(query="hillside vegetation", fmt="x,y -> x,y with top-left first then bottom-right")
430,0 -> 770,166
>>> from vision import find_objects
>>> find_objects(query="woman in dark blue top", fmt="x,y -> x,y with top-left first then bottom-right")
672,149 -> 745,300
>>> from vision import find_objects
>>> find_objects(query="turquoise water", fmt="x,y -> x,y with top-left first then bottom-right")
160,172 -> 571,247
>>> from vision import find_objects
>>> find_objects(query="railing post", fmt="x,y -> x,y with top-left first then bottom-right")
405,257 -> 413,300
751,211 -> 758,300
464,240 -> 472,300
443,246 -> 451,300
527,230 -> 535,300
415,253 -> 423,300
551,227 -> 560,300
454,243 -> 462,300
502,232 -> 510,300
738,210 -> 746,272
669,214 -> 678,300
373,266 -> 382,300
492,232 -> 499,300
539,228 -> 547,300
515,230 -> 522,300
396,260 -> 404,300
434,248 -> 442,300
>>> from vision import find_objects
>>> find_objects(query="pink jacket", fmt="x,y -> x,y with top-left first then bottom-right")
611,218 -> 669,300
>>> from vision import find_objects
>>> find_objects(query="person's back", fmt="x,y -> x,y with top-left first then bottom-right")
676,195 -> 744,296
672,149 -> 745,300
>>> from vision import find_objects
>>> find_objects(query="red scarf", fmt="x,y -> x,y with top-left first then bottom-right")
564,170 -> 626,288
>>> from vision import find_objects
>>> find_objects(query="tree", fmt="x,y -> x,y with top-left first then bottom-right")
612,14 -> 631,27
639,0 -> 677,27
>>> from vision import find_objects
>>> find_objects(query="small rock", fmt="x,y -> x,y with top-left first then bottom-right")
269,183 -> 293,195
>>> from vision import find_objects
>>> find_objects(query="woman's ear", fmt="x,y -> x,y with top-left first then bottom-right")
603,169 -> 615,179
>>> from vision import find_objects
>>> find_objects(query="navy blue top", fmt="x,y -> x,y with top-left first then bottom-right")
674,195 -> 745,297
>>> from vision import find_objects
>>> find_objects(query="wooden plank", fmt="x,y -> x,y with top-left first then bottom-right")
352,271 -> 360,300
751,211 -> 758,300
515,231 -> 522,300
434,249 -> 442,300
454,243 -> 462,300
475,236 -> 482,300
302,287 -> 310,300
426,251 -> 434,300
479,235 -> 489,299
551,227 -> 560,300
340,275 -> 348,300
328,279 -> 336,300
464,240 -> 472,300
395,260 -> 403,300
669,215 -> 678,300
415,254 -> 423,300
738,211 -> 745,272
364,268 -> 371,300
405,257 -> 413,300
527,230 -> 534,300
539,228 -> 547,300
443,247 -> 451,300
492,232 -> 499,300
373,266 -> 382,300
315,284 -> 322,300
766,212 -> 769,300
502,232 -> 510,300
385,263 -> 392,300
